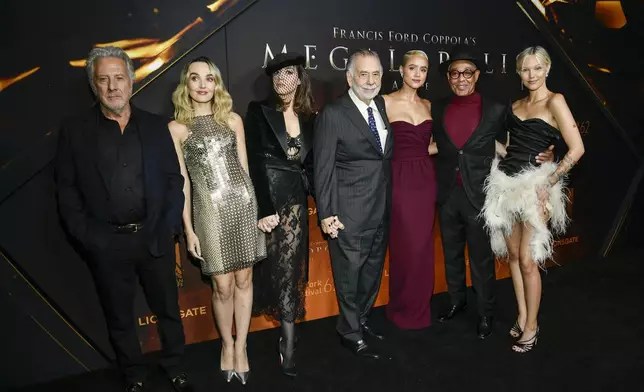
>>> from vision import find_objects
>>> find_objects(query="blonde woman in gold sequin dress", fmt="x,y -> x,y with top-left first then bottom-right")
169,56 -> 266,385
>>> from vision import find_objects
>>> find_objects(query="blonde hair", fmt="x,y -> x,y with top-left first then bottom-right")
516,46 -> 551,73
402,50 -> 429,67
172,57 -> 232,126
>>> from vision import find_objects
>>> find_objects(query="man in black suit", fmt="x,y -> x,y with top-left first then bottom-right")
313,49 -> 392,359
431,47 -> 553,338
55,46 -> 191,392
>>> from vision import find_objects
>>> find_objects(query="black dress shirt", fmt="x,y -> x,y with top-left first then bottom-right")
97,110 -> 146,224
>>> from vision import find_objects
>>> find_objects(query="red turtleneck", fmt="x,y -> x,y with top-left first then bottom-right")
444,91 -> 482,185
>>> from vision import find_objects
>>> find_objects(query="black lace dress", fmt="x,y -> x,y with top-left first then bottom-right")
245,100 -> 315,323
255,134 -> 309,322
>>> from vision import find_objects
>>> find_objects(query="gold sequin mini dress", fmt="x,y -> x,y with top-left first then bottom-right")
182,115 -> 266,275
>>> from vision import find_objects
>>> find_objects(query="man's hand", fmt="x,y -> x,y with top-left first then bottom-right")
536,145 -> 555,164
495,141 -> 507,158
258,213 -> 279,233
321,216 -> 344,239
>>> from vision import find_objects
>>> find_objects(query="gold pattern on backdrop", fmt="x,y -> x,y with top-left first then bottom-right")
0,1 -> 243,92
207,0 -> 239,13
68,18 -> 204,82
0,67 -> 40,92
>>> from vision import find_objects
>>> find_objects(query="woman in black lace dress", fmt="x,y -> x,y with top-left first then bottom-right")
244,52 -> 315,377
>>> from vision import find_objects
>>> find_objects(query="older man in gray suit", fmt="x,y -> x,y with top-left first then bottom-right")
313,49 -> 392,359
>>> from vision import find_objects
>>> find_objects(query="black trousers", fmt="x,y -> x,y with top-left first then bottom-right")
87,231 -> 185,383
438,186 -> 496,316
328,219 -> 388,342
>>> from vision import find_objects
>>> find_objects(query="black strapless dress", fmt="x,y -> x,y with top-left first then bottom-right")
480,108 -> 569,266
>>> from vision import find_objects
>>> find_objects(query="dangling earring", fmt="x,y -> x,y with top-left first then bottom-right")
520,80 -> 524,91
546,72 -> 549,77
400,72 -> 403,78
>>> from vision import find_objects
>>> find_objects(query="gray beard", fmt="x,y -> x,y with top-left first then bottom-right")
102,101 -> 128,114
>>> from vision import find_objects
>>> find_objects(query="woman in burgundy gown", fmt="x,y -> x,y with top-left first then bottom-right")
383,50 -> 438,329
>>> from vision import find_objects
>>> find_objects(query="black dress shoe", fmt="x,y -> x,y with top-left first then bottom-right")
362,323 -> 385,340
341,338 -> 380,359
125,382 -> 143,392
171,373 -> 193,392
437,303 -> 467,322
477,316 -> 493,339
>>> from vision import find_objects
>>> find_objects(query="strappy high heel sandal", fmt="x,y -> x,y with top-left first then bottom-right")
512,326 -> 539,353
509,320 -> 523,338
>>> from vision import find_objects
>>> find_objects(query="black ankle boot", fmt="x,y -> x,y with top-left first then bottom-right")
278,336 -> 297,377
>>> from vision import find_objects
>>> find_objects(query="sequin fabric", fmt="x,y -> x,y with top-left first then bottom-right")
182,115 -> 266,275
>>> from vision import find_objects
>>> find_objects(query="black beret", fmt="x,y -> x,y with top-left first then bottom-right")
265,52 -> 306,76
439,45 -> 482,74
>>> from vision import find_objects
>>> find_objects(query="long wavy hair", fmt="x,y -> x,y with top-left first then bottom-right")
270,65 -> 315,119
172,56 -> 232,126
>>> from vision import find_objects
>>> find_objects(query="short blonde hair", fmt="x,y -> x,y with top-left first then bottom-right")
402,50 -> 429,67
172,57 -> 233,126
516,46 -> 551,73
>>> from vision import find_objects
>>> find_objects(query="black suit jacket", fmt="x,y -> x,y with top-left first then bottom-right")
431,94 -> 507,211
55,104 -> 184,257
244,100 -> 315,219
313,92 -> 393,232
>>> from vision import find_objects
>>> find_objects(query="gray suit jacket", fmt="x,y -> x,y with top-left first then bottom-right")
313,92 -> 393,233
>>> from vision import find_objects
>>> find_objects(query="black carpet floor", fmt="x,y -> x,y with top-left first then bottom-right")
16,248 -> 644,392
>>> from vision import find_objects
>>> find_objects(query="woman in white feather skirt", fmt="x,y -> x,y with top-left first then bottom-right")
481,46 -> 585,353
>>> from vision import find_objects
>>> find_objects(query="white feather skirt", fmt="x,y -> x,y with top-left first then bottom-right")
480,158 -> 569,267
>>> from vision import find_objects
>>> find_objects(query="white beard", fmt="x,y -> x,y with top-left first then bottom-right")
351,84 -> 380,102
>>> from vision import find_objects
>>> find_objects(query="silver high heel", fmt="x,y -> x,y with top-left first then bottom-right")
234,344 -> 250,385
234,369 -> 250,385
220,370 -> 235,383
220,345 -> 235,382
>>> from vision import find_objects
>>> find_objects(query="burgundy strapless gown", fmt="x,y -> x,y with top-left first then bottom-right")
386,120 -> 437,329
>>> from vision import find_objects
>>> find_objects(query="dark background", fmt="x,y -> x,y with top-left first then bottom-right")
1,0 -> 640,389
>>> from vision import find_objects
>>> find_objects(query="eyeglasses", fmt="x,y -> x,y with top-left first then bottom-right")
447,69 -> 477,80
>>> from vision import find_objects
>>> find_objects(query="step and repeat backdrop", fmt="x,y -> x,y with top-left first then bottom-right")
129,0 -> 605,352
2,0 -> 637,356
